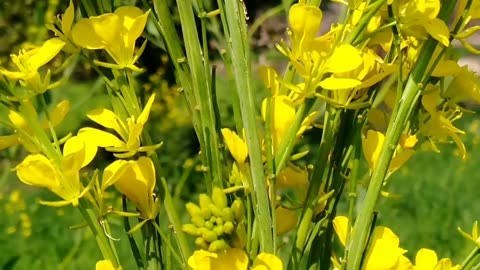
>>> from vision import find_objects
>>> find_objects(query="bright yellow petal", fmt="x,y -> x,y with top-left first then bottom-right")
252,253 -> 283,270
95,260 -> 116,270
188,250 -> 216,270
62,1 -> 75,35
16,154 -> 58,189
86,108 -> 125,135
424,19 -> 450,47
277,166 -> 309,189
41,100 -> 70,129
362,130 -> 385,172
319,77 -> 362,90
137,93 -> 156,125
102,159 -> 129,190
221,128 -> 248,164
262,95 -> 296,149
259,65 -> 280,96
333,216 -> 349,246
324,44 -> 363,73
214,248 -> 249,270
275,207 -> 298,235
78,127 -> 124,148
289,4 -> 323,43
415,248 -> 438,270
390,149 -> 414,172
63,135 -> 97,169
28,38 -> 65,70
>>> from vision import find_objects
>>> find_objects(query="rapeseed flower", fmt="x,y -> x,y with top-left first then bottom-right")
71,6 -> 149,71
413,248 -> 459,270
188,248 -> 282,270
221,128 -> 248,164
15,136 -> 97,207
0,38 -> 65,95
102,157 -> 160,220
79,94 -> 159,158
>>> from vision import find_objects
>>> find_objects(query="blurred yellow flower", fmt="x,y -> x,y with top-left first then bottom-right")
413,248 -> 459,270
96,260 -> 122,270
333,216 -> 412,270
71,6 -> 149,71
221,128 -> 248,164
103,156 -> 160,220
188,248 -> 282,270
15,136 -> 97,207
362,129 -> 416,174
79,94 -> 159,158
0,38 -> 65,94
0,100 -> 70,153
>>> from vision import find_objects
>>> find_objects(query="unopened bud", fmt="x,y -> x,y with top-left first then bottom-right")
199,194 -> 212,209
221,207 -> 234,222
212,187 -> 228,209
195,237 -> 208,249
182,224 -> 198,236
208,239 -> 228,252
191,216 -> 205,227
223,221 -> 234,234
186,202 -> 201,217
208,204 -> 222,217
213,225 -> 224,236
231,199 -> 245,221
202,230 -> 218,242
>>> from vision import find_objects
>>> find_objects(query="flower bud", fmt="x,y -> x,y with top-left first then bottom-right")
213,225 -> 224,236
221,207 -> 234,222
232,223 -> 247,249
208,239 -> 228,252
186,202 -> 201,217
202,230 -> 218,242
216,217 -> 224,225
195,237 -> 208,249
205,220 -> 214,230
208,204 -> 222,217
191,216 -> 205,227
231,199 -> 245,221
200,207 -> 211,220
223,221 -> 234,234
199,194 -> 212,209
212,187 -> 228,209
182,224 -> 199,236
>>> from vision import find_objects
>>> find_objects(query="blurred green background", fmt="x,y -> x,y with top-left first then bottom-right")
0,0 -> 479,269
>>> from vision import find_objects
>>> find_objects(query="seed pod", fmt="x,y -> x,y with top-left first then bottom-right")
212,187 -> 228,209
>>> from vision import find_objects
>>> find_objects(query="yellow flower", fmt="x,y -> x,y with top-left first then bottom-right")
419,89 -> 466,159
413,248 -> 459,270
78,94 -> 159,158
0,38 -> 65,94
221,128 -> 248,164
454,0 -> 480,54
394,0 -> 450,47
71,6 -> 149,71
362,130 -> 416,174
103,157 -> 160,220
15,136 -> 97,207
0,100 -> 70,153
333,216 -> 412,270
48,0 -> 77,53
96,260 -> 122,270
288,3 -> 323,58
261,95 -> 317,152
188,248 -> 282,270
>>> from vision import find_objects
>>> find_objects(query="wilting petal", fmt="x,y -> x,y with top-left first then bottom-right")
362,130 -> 385,172
0,135 -> 20,150
276,207 -> 297,235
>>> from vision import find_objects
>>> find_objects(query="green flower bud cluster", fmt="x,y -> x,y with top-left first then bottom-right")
182,187 -> 246,252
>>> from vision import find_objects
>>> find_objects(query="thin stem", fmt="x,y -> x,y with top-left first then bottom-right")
346,2 -> 457,269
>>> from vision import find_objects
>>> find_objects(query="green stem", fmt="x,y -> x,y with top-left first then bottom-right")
78,200 -> 119,268
346,2 -> 457,269
219,0 -> 274,252
460,245 -> 480,270
177,0 -> 223,189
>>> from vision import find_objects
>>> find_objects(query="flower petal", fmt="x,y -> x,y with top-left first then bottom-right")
28,38 -> 65,70
333,216 -> 349,247
78,127 -> 124,148
16,154 -> 58,189
252,253 -> 283,270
